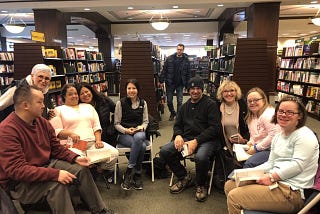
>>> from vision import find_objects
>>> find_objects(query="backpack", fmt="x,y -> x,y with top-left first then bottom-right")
145,153 -> 170,179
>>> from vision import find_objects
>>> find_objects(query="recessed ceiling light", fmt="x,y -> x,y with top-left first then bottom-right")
184,34 -> 191,37
217,4 -> 224,7
1,10 -> 8,13
84,8 -> 91,11
195,10 -> 201,13
310,1 -> 318,4
128,17 -> 133,20
128,6 -> 134,10
172,6 -> 179,9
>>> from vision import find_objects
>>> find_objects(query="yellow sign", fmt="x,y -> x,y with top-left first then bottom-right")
31,31 -> 45,42
204,46 -> 215,51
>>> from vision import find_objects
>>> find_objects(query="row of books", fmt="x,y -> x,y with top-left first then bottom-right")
211,58 -> 235,72
49,80 -> 62,90
0,77 -> 14,87
277,81 -> 304,95
306,100 -> 320,115
64,61 -> 105,74
278,70 -> 320,84
42,47 -> 104,61
49,94 -> 63,107
65,73 -> 106,84
283,45 -> 313,57
0,52 -> 14,61
0,64 -> 14,73
306,86 -> 320,100
281,58 -> 320,70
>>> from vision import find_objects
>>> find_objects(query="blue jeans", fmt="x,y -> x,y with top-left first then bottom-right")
160,140 -> 216,186
166,85 -> 184,115
118,132 -> 147,171
243,150 -> 270,168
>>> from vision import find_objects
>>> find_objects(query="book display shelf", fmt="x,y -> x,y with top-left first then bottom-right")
14,43 -> 108,107
277,41 -> 320,120
0,52 -> 14,94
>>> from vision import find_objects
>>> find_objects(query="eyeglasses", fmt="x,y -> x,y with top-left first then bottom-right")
247,98 -> 263,104
223,89 -> 236,94
37,75 -> 51,81
277,109 -> 300,117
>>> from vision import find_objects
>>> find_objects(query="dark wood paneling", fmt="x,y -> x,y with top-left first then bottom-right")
120,41 -> 159,120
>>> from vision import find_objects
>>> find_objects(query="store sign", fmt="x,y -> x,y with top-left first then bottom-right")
204,46 -> 215,51
31,31 -> 45,42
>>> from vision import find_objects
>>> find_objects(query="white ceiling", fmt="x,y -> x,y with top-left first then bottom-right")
0,0 -> 320,48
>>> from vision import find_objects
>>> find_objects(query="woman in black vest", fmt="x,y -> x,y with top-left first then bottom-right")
114,79 -> 149,190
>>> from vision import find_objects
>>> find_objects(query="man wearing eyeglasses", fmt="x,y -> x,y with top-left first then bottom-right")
159,43 -> 190,121
0,64 -> 53,121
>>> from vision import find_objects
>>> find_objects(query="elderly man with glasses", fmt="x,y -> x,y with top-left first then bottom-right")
0,64 -> 53,121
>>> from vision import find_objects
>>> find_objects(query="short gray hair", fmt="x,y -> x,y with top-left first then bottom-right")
31,64 -> 52,77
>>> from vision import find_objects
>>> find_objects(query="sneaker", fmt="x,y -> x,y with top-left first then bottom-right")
195,186 -> 208,202
133,173 -> 143,190
170,174 -> 192,194
169,113 -> 176,121
121,167 -> 134,190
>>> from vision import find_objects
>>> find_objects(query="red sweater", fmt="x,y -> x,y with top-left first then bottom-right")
0,113 -> 78,191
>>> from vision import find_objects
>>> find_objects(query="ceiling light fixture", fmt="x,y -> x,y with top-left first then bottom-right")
311,8 -> 320,26
150,13 -> 170,31
3,14 -> 26,34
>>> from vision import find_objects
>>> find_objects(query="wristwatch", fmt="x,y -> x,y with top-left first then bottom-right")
269,173 -> 275,183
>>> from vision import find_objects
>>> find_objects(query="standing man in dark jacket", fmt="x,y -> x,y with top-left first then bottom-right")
160,43 -> 190,121
160,77 -> 221,202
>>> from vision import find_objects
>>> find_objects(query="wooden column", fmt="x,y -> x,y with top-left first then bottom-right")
96,27 -> 115,72
121,41 -> 159,120
247,2 -> 280,92
33,9 -> 69,47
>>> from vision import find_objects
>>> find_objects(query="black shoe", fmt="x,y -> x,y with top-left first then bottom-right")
170,174 -> 192,194
169,113 -> 176,121
133,173 -> 143,190
121,167 -> 134,190
195,186 -> 208,202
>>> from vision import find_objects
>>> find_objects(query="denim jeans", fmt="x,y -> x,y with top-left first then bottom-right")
160,140 -> 216,186
166,85 -> 184,115
118,132 -> 147,171
243,150 -> 270,168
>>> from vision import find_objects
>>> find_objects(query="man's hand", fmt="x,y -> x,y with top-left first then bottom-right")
174,135 -> 184,151
95,140 -> 104,149
256,174 -> 273,186
186,139 -> 198,155
75,156 -> 91,166
58,170 -> 77,184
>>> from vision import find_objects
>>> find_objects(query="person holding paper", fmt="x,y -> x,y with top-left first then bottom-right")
50,84 -> 118,174
216,81 -> 249,165
160,77 -> 221,202
243,87 -> 281,168
225,95 -> 319,214
114,79 -> 149,191
0,85 -> 115,214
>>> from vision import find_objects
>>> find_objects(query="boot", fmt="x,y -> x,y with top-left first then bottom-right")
133,173 -> 143,190
121,167 -> 134,190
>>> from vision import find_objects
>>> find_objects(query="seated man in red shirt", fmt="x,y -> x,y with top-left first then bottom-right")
0,85 -> 114,214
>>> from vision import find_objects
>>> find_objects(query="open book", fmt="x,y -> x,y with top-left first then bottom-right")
234,168 -> 264,187
68,147 -> 111,164
233,144 -> 252,161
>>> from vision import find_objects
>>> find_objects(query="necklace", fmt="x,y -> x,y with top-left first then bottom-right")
224,103 -> 236,115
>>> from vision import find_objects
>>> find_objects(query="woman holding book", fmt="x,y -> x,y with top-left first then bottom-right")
225,95 -> 319,214
216,81 -> 250,171
243,87 -> 281,168
50,83 -> 118,172
114,79 -> 149,190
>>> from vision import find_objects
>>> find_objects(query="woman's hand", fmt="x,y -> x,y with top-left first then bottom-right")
229,133 -> 247,144
125,127 -> 136,135
246,145 -> 256,155
75,156 -> 91,166
95,140 -> 104,149
69,133 -> 80,143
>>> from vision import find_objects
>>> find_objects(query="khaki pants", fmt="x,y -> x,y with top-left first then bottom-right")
10,159 -> 106,214
225,180 -> 304,214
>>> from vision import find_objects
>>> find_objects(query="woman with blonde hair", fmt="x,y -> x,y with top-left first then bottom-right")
243,87 -> 281,168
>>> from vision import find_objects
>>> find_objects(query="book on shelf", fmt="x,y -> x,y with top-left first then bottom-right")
65,48 -> 76,59
0,52 -> 14,61
294,45 -> 303,56
234,168 -> 264,187
233,144 -> 251,162
76,50 -> 86,60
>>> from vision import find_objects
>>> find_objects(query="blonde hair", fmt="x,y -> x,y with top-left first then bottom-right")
245,87 -> 271,123
216,80 -> 242,101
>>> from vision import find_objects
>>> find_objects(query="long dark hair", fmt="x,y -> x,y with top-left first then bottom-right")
75,82 -> 105,104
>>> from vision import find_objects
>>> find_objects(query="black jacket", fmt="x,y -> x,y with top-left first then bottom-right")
173,95 -> 221,146
217,99 -> 250,153
160,53 -> 190,89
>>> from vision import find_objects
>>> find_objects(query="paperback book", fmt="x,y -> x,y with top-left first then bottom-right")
234,168 -> 264,187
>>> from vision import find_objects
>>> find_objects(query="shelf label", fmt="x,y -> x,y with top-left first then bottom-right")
31,31 -> 45,42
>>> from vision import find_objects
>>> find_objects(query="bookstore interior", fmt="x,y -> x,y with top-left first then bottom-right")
0,1 -> 320,122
